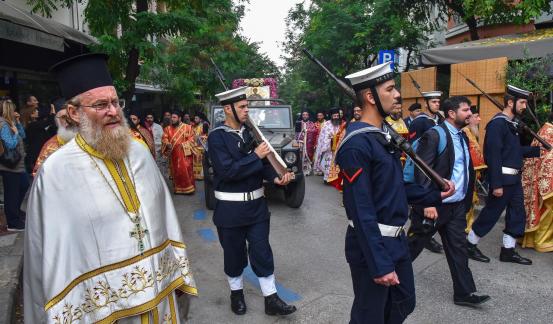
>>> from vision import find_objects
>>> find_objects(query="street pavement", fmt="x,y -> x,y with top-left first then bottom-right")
173,176 -> 553,324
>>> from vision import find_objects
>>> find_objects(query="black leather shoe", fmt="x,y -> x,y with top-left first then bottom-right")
454,293 -> 491,307
500,247 -> 532,265
467,243 -> 490,263
230,290 -> 247,315
424,237 -> 443,254
264,293 -> 297,316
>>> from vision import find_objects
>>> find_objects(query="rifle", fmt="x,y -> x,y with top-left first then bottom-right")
458,72 -> 551,150
302,49 -> 449,190
407,73 -> 428,106
209,57 -> 289,177
408,73 -> 444,120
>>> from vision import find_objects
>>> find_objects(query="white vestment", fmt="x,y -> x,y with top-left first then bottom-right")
24,135 -> 197,324
152,122 -> 164,157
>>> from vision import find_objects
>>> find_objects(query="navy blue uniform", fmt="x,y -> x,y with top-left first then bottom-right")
408,113 -> 443,143
336,122 -> 442,324
472,114 -> 541,238
208,125 -> 278,277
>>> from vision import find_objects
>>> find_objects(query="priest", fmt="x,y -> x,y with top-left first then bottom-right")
162,111 -> 197,194
24,53 -> 197,323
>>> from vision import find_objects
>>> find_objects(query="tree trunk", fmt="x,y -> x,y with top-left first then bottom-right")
123,0 -> 149,105
465,16 -> 479,41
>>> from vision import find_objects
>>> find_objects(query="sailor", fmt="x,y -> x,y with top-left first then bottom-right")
407,90 -> 445,254
336,62 -> 454,324
408,90 -> 443,142
467,85 -> 541,265
207,87 -> 297,316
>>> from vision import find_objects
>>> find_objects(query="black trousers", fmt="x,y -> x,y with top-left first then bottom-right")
408,201 -> 476,298
0,170 -> 29,227
346,227 -> 416,324
472,183 -> 525,238
216,220 -> 274,278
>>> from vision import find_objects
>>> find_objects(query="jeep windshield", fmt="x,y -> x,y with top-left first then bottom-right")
212,107 -> 291,129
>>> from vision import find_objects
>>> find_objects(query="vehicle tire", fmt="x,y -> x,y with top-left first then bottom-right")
203,158 -> 216,210
284,176 -> 305,208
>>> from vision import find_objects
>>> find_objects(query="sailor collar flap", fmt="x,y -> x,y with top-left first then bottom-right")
337,125 -> 392,154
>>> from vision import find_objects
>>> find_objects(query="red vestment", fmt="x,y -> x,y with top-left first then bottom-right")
162,123 -> 197,194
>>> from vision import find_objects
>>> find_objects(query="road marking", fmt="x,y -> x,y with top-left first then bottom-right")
243,265 -> 302,303
193,209 -> 207,220
197,228 -> 217,242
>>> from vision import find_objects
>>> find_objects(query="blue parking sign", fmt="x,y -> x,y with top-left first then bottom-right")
378,50 -> 396,70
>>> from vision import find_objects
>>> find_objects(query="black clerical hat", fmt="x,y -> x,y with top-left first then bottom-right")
49,53 -> 113,99
329,107 -> 340,115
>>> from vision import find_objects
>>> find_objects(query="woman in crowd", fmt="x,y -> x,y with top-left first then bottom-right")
0,99 -> 29,231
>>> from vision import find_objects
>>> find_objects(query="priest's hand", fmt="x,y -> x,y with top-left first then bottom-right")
374,271 -> 400,286
492,187 -> 503,197
274,172 -> 295,186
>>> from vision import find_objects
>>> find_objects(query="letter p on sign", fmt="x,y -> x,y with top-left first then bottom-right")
378,50 -> 396,70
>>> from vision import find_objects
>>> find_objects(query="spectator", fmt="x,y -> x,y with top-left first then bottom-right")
20,95 -> 39,128
0,100 -> 29,231
24,100 -> 56,173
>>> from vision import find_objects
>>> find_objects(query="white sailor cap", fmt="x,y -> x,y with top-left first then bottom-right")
422,91 -> 442,99
345,62 -> 395,91
507,84 -> 531,99
215,86 -> 248,105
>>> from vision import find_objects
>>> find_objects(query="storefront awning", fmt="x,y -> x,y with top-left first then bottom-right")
421,28 -> 553,65
0,2 -> 96,52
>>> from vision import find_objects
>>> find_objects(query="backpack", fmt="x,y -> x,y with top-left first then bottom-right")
403,125 -> 447,183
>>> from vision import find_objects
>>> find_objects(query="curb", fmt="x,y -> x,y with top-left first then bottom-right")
0,232 -> 24,324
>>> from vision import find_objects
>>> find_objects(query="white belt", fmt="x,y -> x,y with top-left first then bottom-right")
502,167 -> 519,175
214,188 -> 264,201
348,221 -> 404,237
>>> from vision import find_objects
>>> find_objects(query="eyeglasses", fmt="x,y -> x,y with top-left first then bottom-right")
80,99 -> 126,112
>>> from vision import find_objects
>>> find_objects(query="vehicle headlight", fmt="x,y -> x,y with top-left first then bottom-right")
284,151 -> 297,165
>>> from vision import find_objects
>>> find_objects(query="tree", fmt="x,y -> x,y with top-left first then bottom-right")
280,0 -> 432,111
29,0 -> 204,103
27,0 -> 277,108
398,0 -> 553,41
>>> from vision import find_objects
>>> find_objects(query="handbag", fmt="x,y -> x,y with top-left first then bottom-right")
0,121 -> 22,168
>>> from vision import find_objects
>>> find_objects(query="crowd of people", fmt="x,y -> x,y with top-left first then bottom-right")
0,94 -> 211,233
294,63 -> 553,323
0,52 -> 552,323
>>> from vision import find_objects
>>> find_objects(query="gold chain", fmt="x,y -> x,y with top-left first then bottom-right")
87,154 -> 141,224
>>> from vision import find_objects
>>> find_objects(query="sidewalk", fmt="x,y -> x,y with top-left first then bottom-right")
0,229 -> 24,324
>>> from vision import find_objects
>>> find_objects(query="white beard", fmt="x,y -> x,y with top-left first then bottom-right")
79,110 -> 131,160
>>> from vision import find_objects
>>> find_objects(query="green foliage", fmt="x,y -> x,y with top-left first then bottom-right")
464,0 -> 552,25
398,1 -> 552,40
280,0 -> 432,112
26,0 -> 276,108
507,53 -> 553,125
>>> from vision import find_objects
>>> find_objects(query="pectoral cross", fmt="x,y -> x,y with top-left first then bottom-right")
130,222 -> 149,254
